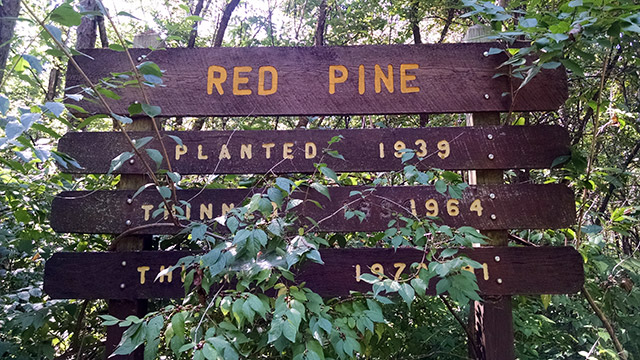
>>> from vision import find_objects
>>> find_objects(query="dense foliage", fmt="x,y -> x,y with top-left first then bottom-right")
1,0 -> 639,359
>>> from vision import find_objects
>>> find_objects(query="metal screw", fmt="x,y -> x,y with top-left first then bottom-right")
137,56 -> 142,62
490,214 -> 497,220
126,198 -> 133,204
129,159 -> 135,165
484,94 -> 490,100
121,261 -> 127,267
120,283 -> 126,289
483,51 -> 489,57
494,256 -> 501,262
496,278 -> 503,284
487,134 -> 494,140
489,193 -> 496,199
125,220 -> 132,226
488,153 -> 495,160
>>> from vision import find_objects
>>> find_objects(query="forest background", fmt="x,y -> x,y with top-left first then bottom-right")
0,0 -> 639,359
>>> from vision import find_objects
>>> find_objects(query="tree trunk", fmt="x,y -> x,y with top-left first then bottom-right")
0,0 -> 21,86
314,0 -> 327,46
76,0 -> 98,49
213,0 -> 241,47
187,0 -> 206,48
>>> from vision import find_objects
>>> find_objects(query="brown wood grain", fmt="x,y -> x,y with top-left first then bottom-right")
57,126 -> 570,174
64,44 -> 567,116
43,247 -> 584,299
50,184 -> 576,234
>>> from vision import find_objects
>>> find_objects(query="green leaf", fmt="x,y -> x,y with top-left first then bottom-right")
568,0 -> 582,7
275,177 -> 295,194
167,135 -> 183,146
519,18 -> 537,28
398,283 -> 415,307
108,152 -> 134,174
22,55 -> 43,74
141,103 -> 161,118
440,248 -> 458,258
111,112 -> 132,124
319,166 -> 338,182
186,15 -> 204,21
486,47 -> 503,55
137,61 -> 163,78
109,43 -> 126,51
133,136 -> 153,149
43,102 -> 64,117
435,180 -> 447,194
157,186 -> 172,199
310,183 -> 330,200
0,94 -> 9,115
145,148 -> 163,168
117,11 -> 141,20
44,25 -> 62,42
50,4 -> 82,26
560,58 -> 584,77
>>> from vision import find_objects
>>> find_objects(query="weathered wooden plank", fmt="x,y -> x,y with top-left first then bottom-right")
64,44 -> 567,117
43,247 -> 584,299
50,184 -> 575,234
57,126 -> 570,174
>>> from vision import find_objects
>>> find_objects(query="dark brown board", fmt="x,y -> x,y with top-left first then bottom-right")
50,184 -> 575,234
64,44 -> 567,116
57,126 -> 569,174
43,247 -> 584,299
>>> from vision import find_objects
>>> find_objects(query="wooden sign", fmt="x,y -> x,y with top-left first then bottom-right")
64,44 -> 567,117
43,247 -> 584,299
57,126 -> 569,174
50,184 -> 575,234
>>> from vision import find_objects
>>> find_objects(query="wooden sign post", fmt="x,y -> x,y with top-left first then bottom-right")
47,43 -> 577,360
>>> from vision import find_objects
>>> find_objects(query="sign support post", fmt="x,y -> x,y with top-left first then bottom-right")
470,112 -> 515,359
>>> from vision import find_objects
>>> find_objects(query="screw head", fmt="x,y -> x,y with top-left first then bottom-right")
125,220 -> 132,226
129,159 -> 135,165
487,134 -> 494,140
121,261 -> 127,267
126,198 -> 133,204
490,214 -> 497,220
494,256 -> 501,262
120,283 -> 126,289
496,278 -> 503,284
489,193 -> 496,199
483,51 -> 489,57
137,56 -> 142,62
488,153 -> 495,160
484,94 -> 490,100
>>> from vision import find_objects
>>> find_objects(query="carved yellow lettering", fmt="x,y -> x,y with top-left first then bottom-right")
446,199 -> 460,216
358,64 -> 365,94
137,266 -> 150,284
175,145 -> 188,160
425,199 -> 439,217
329,65 -> 348,94
233,66 -> 252,95
258,66 -> 278,95
221,203 -> 235,216
197,144 -> 208,160
379,142 -> 385,158
371,263 -> 384,279
185,204 -> 191,220
409,199 -> 417,216
393,263 -> 406,281
141,204 -> 154,221
414,139 -> 427,157
158,265 -> 172,283
200,203 -> 213,220
375,64 -> 394,93
355,264 -> 361,282
283,143 -> 294,159
400,64 -> 420,93
240,144 -> 252,159
305,142 -> 317,159
437,140 -> 450,159
207,65 -> 227,95
394,140 -> 406,158
219,144 -> 231,160
262,143 -> 275,159
483,263 -> 489,280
